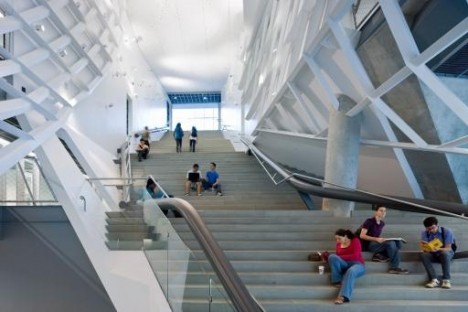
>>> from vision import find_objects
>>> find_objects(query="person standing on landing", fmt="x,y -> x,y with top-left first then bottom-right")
359,204 -> 409,274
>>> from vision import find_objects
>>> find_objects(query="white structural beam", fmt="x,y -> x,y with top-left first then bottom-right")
0,15 -> 22,34
440,135 -> 468,148
380,0 -> 468,125
0,78 -> 56,121
0,99 -> 30,119
0,120 -> 33,140
287,82 -> 321,133
20,5 -> 50,25
303,54 -> 339,111
373,98 -> 427,146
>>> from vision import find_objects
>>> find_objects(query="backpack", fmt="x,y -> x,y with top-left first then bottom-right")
442,226 -> 458,252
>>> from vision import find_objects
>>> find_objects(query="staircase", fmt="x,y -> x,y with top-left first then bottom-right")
131,131 -> 307,211
107,130 -> 468,311
168,209 -> 468,311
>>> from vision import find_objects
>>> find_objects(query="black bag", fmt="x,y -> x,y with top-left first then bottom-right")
442,227 -> 458,252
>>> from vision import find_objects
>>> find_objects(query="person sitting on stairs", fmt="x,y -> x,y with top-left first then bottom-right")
184,163 -> 202,196
358,204 -> 409,275
328,229 -> 366,305
202,162 -> 223,196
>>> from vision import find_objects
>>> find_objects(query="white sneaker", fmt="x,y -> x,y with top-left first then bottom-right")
425,279 -> 440,288
441,280 -> 451,289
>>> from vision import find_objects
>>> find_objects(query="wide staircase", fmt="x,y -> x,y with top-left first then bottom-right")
107,130 -> 468,311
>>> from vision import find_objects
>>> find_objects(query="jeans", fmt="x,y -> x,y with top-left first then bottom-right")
189,139 -> 196,152
175,139 -> 182,152
421,250 -> 454,280
328,254 -> 365,300
202,180 -> 222,193
368,240 -> 402,269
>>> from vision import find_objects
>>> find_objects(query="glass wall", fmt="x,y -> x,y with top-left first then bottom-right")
172,104 -> 220,131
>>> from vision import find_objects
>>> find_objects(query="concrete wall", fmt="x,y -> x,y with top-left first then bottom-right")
0,206 -> 115,312
254,131 -> 414,198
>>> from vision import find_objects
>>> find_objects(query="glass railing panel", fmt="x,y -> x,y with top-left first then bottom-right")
142,199 -> 234,312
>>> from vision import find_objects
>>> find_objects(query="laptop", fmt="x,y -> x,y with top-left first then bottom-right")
188,172 -> 200,182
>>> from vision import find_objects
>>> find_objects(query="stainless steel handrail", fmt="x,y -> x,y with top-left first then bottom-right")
155,198 -> 264,312
241,137 -> 468,220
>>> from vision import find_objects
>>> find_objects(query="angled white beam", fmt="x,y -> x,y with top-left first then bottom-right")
380,0 -> 468,125
0,15 -> 22,34
303,54 -> 339,111
70,58 -> 89,75
0,60 -> 21,77
0,99 -> 30,119
287,82 -> 320,133
20,5 -> 50,24
409,65 -> 468,125
28,87 -> 50,104
347,66 -> 413,117
373,98 -> 427,146
413,17 -> 468,67
379,0 -> 420,60
0,78 -> 56,121
440,135 -> 468,148
70,22 -> 86,37
0,46 -> 71,108
0,120 -> 33,140
49,0 -> 69,10
18,48 -> 51,67
276,103 -> 300,132
326,17 -> 375,94
49,35 -> 72,53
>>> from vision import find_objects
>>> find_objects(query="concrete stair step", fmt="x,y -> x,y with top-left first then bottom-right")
105,232 -> 159,240
105,224 -> 155,232
105,218 -> 146,225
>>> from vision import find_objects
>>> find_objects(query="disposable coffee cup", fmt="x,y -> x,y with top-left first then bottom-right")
318,265 -> 325,275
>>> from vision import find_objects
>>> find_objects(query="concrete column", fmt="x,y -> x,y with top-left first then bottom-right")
322,95 -> 362,217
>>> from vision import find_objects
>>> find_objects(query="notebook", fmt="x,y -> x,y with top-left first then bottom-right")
188,172 -> 200,182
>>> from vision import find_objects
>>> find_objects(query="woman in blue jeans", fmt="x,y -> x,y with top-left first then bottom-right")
328,229 -> 366,304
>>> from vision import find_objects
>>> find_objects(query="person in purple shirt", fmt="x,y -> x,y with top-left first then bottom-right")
359,204 -> 409,274
420,216 -> 455,289
202,162 -> 223,196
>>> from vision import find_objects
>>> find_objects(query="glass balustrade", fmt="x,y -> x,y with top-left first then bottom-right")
141,199 -> 235,312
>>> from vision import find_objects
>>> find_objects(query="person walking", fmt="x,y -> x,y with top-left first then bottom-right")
173,122 -> 184,153
189,126 -> 198,152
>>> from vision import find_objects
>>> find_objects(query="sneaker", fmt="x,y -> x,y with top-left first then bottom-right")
184,193 -> 189,196
425,279 -> 440,288
217,192 -> 223,196
441,280 -> 451,289
388,267 -> 409,275
372,253 -> 390,263
198,193 -> 203,196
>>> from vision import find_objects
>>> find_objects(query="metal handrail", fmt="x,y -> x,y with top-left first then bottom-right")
155,197 -> 264,312
241,137 -> 468,220
147,175 -> 170,198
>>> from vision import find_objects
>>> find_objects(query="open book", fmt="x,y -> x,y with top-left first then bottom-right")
420,238 -> 443,252
384,237 -> 407,243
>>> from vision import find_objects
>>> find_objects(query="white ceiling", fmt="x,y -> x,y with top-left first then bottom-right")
126,0 -> 244,93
